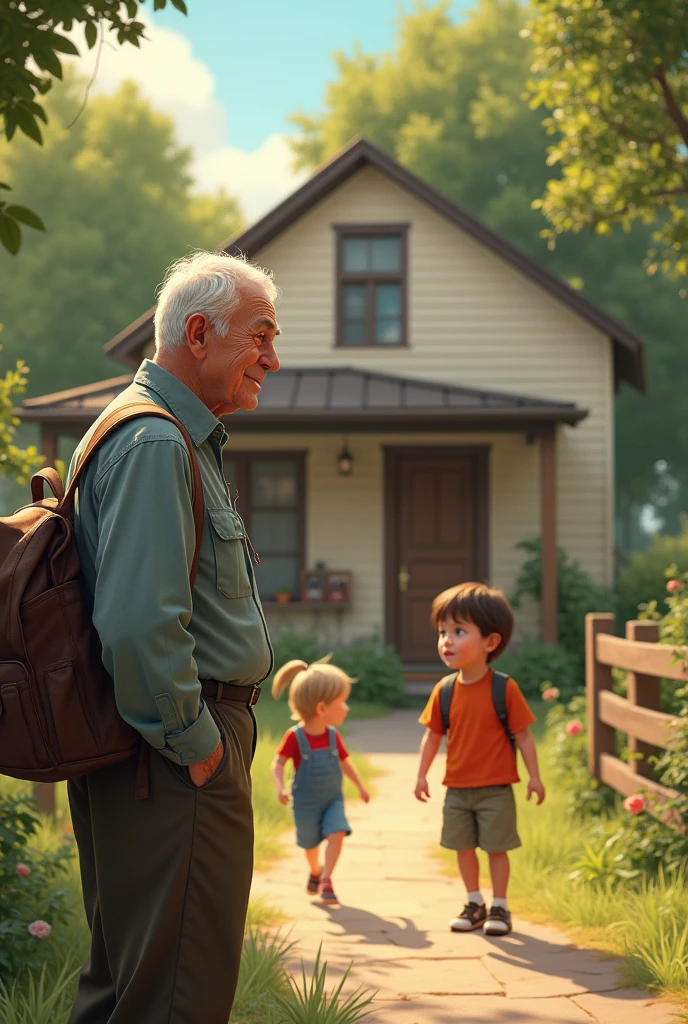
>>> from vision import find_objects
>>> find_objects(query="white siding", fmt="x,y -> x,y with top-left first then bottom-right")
253,165 -> 614,595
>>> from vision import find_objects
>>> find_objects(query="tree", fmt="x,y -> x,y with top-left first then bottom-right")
0,341 -> 41,485
290,0 -> 688,547
0,0 -> 189,253
0,75 -> 243,398
525,0 -> 688,278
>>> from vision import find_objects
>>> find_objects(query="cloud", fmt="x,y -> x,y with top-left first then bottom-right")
70,17 -> 307,222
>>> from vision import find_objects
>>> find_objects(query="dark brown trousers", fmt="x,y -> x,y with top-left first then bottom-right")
67,699 -> 256,1024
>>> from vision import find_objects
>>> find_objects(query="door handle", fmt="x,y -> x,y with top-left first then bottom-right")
398,566 -> 411,593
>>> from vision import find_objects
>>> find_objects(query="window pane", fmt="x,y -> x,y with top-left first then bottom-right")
255,556 -> 299,599
342,283 -> 367,319
251,510 -> 298,553
376,283 -> 401,317
342,237 -> 370,272
342,321 -> 366,344
251,460 -> 297,507
371,236 -> 401,272
375,319 -> 402,343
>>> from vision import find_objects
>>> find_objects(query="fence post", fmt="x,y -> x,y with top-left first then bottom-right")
626,619 -> 660,778
586,612 -> 616,778
33,783 -> 56,815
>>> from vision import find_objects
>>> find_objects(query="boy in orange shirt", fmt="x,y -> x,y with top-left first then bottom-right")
415,582 -> 545,936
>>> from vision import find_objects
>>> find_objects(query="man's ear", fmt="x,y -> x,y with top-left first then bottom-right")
185,313 -> 209,360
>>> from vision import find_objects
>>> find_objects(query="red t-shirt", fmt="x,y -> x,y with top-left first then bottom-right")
276,728 -> 349,772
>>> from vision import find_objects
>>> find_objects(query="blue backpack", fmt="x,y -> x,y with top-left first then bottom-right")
438,670 -> 515,751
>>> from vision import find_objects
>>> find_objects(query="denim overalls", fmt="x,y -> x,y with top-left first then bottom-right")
291,726 -> 351,850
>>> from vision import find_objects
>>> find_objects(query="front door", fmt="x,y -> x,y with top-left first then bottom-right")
386,448 -> 488,664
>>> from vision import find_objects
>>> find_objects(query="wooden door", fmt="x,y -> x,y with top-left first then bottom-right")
386,449 -> 488,664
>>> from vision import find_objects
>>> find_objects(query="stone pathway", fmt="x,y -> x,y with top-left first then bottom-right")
251,711 -> 674,1023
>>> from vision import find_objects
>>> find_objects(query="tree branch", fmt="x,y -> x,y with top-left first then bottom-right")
653,69 -> 688,149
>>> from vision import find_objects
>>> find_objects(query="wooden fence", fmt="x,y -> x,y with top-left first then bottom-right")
586,613 -> 688,813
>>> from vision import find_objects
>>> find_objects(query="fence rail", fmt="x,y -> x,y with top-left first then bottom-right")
586,613 -> 687,816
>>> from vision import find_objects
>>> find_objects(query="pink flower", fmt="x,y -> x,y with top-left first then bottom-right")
667,579 -> 683,592
28,920 -> 51,939
624,794 -> 646,815
15,864 -> 30,877
543,687 -> 560,702
565,720 -> 583,736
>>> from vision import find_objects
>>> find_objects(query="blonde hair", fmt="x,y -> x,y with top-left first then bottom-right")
272,655 -> 353,723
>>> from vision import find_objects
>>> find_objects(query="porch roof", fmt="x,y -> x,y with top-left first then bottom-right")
20,367 -> 588,434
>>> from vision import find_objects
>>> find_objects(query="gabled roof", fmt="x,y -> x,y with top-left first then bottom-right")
20,366 -> 587,432
105,137 -> 645,392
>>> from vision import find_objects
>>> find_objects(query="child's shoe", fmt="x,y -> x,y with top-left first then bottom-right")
483,905 -> 512,935
449,901 -> 487,932
306,872 -> 321,895
318,877 -> 339,905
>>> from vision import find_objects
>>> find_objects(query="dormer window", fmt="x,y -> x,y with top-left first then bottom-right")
335,225 -> 408,347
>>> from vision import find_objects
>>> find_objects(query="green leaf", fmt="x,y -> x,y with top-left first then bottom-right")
0,215 -> 22,256
13,108 -> 43,145
170,0 -> 189,12
0,183 -> 11,192
50,34 -> 80,57
5,206 -> 46,232
84,21 -> 99,50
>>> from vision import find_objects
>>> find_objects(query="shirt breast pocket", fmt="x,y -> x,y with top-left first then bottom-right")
207,507 -> 253,600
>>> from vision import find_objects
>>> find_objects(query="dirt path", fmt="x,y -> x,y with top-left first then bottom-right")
251,711 -> 673,1023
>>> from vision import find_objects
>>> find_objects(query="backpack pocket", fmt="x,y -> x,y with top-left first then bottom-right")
42,660 -> 101,763
0,662 -> 52,770
207,508 -> 253,600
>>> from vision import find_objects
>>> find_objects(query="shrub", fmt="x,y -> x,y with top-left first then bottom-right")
0,795 -> 73,979
497,640 -> 578,700
545,693 -> 616,819
616,518 -> 688,627
331,635 -> 405,706
512,537 -> 616,684
269,631 -> 325,678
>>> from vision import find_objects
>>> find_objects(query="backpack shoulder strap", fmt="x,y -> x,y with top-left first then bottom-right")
491,670 -> 515,752
61,402 -> 204,588
438,672 -> 458,732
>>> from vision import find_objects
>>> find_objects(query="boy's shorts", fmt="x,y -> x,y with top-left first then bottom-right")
293,797 -> 351,850
441,785 -> 521,853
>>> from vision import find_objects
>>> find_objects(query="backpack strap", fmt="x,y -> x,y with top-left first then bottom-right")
59,402 -> 205,588
491,670 -> 516,752
438,672 -> 458,732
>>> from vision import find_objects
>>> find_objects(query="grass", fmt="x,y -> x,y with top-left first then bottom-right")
432,723 -> 688,1008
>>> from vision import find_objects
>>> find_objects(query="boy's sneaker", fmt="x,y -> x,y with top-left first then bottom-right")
449,901 -> 487,932
483,905 -> 512,935
306,872 -> 321,895
318,877 -> 339,905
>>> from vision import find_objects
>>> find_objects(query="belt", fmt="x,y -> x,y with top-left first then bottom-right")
200,680 -> 261,707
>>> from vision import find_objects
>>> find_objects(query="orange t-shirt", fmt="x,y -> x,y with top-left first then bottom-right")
419,669 -> 536,788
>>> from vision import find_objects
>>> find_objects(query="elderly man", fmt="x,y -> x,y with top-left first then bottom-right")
66,251 -> 280,1024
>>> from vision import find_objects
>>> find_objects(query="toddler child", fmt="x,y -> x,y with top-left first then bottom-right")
415,582 -> 545,936
271,656 -> 370,905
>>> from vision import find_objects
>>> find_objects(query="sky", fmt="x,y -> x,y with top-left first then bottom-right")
75,0 -> 473,221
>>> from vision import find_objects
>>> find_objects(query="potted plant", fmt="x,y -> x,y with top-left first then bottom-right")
275,589 -> 293,605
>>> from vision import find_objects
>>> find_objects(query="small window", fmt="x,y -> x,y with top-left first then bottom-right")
336,227 -> 407,347
224,454 -> 304,601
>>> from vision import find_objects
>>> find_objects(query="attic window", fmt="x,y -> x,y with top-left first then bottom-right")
335,225 -> 408,347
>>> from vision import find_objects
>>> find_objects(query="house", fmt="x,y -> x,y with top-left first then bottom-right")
21,139 -> 645,671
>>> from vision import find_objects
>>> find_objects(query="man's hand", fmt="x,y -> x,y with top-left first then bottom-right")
414,776 -> 430,802
277,789 -> 291,805
527,776 -> 546,805
188,740 -> 224,788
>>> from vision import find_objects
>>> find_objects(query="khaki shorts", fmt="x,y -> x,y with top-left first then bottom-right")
441,785 -> 521,853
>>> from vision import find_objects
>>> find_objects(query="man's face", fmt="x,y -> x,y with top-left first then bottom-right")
198,279 -> 281,417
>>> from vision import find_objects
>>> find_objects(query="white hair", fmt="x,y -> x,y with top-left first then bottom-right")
153,250 -> 279,352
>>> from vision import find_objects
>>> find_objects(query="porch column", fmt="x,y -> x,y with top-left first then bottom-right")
39,423 -> 58,468
540,428 -> 558,644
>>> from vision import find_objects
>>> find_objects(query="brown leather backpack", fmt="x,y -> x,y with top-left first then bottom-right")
0,403 -> 203,785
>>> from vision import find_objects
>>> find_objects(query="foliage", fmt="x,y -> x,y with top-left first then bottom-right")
275,945 -> 376,1024
497,639 -> 578,700
0,959 -> 79,1024
526,0 -> 688,278
545,693 -> 616,818
512,537 -> 615,680
332,636 -> 405,707
230,929 -> 292,1023
288,0 -> 688,544
616,519 -> 688,625
0,348 -> 42,484
0,0 -> 189,252
269,631 -> 326,680
0,795 -> 73,979
0,75 -> 243,399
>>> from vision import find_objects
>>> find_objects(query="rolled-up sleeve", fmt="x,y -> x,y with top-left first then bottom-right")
90,433 -> 221,765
